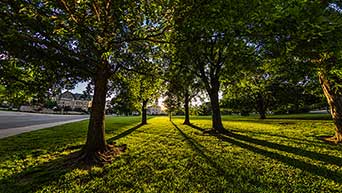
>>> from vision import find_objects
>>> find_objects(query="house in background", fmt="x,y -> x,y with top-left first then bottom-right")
57,91 -> 92,111
147,105 -> 166,115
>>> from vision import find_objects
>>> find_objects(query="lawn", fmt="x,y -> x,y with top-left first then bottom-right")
1,114 -> 342,192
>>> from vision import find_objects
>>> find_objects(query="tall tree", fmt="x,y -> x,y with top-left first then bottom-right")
110,57 -> 163,124
174,0 -> 257,132
253,1 -> 342,142
165,59 -> 202,125
125,70 -> 162,125
0,0 -> 173,162
163,89 -> 180,121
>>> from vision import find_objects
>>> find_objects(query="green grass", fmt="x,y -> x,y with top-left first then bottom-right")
1,114 -> 342,192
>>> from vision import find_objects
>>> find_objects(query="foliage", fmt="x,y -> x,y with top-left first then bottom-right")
43,99 -> 57,109
0,58 -> 58,107
0,0 -> 174,76
110,74 -> 139,115
109,56 -> 163,115
222,65 -> 325,115
191,102 -> 212,116
251,1 -> 342,91
163,89 -> 180,114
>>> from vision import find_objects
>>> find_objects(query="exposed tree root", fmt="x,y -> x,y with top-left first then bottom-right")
63,143 -> 127,168
320,136 -> 342,145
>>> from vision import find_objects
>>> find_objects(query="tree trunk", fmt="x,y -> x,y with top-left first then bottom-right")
141,99 -> 148,125
84,69 -> 108,153
183,92 -> 190,125
208,89 -> 225,133
257,93 -> 266,119
319,72 -> 342,143
169,112 -> 172,121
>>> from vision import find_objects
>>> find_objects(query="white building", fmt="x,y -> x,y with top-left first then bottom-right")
57,91 -> 91,111
147,105 -> 165,115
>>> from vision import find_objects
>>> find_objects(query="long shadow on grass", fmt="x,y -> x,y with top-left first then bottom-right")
173,122 -> 274,191
233,130 -> 340,150
187,123 -> 206,132
268,114 -> 332,120
107,123 -> 143,143
172,122 -> 229,177
188,124 -> 342,183
173,122 -> 269,187
0,151 -> 103,193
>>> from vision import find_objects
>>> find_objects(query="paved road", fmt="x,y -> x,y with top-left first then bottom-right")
0,111 -> 88,138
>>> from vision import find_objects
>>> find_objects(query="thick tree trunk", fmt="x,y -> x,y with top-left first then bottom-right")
319,72 -> 342,143
84,69 -> 108,153
183,92 -> 190,125
208,89 -> 225,133
257,93 -> 266,119
169,112 -> 172,121
141,99 -> 148,125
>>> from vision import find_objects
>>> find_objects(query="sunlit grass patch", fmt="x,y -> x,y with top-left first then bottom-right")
1,114 -> 342,192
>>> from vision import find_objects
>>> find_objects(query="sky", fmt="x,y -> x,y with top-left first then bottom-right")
69,82 -> 88,94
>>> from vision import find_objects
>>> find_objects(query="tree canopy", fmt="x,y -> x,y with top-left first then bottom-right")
1,0 -> 342,165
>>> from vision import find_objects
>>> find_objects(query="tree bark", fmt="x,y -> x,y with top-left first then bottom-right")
257,93 -> 266,119
183,91 -> 190,125
83,69 -> 108,153
319,72 -> 342,143
141,99 -> 148,125
208,82 -> 225,132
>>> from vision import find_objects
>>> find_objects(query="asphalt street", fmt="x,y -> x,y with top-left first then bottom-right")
0,111 -> 88,138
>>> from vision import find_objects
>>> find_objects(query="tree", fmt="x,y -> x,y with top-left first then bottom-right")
131,49 -> 164,125
222,69 -> 323,118
222,51 -> 322,118
0,57 -> 59,107
163,89 -> 180,121
110,78 -> 138,116
164,59 -> 202,125
1,0 -> 174,162
111,42 -> 164,124
253,1 -> 342,142
174,0 -> 258,132
117,70 -> 162,124
110,55 -> 163,124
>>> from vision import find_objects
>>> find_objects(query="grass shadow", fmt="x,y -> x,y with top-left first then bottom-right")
267,114 -> 332,120
107,123 -> 144,143
187,123 -> 206,132
234,130 -> 341,150
222,119 -> 297,125
172,122 -> 273,190
218,134 -> 342,183
188,124 -> 342,183
226,132 -> 342,167
0,151 -> 103,193
171,122 -> 233,179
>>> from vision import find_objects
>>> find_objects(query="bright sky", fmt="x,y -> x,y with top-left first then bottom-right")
69,82 -> 88,94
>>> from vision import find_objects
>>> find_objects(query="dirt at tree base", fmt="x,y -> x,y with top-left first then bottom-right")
64,143 -> 127,168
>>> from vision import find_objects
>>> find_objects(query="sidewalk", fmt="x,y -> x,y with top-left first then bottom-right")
0,118 -> 87,139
